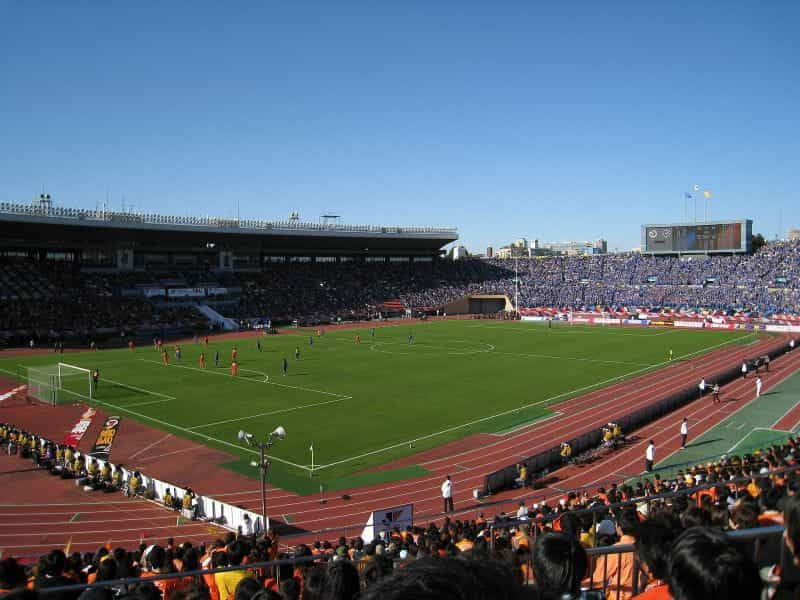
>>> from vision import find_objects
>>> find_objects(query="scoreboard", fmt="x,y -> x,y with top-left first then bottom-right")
641,220 -> 752,254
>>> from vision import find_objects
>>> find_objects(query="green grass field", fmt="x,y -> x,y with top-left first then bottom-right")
0,321 -> 756,494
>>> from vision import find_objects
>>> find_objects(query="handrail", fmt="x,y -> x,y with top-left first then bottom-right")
10,526 -> 785,596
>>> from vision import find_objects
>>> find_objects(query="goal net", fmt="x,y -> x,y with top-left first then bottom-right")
26,363 -> 93,406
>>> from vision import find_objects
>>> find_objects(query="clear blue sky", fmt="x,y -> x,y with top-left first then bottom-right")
1,1 -> 798,253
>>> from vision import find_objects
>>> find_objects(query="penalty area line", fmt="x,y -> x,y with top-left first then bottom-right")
187,395 -> 353,430
86,397 -> 311,472
135,358 -> 349,398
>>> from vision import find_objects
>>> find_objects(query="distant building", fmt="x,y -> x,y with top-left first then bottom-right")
485,246 -> 493,258
789,229 -> 800,242
451,245 -> 469,260
537,239 -> 608,256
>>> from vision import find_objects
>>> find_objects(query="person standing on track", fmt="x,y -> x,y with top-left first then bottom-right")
680,418 -> 689,448
742,361 -> 748,379
756,376 -> 763,398
712,383 -> 720,403
441,475 -> 454,514
698,378 -> 706,399
645,440 -> 656,472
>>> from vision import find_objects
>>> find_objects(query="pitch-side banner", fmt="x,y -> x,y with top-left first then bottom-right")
167,287 -> 206,298
62,408 -> 97,447
88,416 -> 122,460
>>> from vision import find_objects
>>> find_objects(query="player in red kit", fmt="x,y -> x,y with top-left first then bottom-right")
230,361 -> 239,376
128,340 -> 135,352
231,347 -> 238,362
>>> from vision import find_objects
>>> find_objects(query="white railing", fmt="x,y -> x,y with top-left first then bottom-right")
0,202 -> 457,236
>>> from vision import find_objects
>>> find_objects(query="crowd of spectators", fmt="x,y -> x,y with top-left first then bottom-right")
0,261 -> 208,347
401,241 -> 800,315
5,415 -> 800,599
3,241 -> 800,348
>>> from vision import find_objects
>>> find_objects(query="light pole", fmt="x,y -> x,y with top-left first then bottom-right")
237,425 -> 286,534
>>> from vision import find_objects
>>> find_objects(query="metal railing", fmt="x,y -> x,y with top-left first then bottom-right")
4,526 -> 783,598
0,203 -> 457,236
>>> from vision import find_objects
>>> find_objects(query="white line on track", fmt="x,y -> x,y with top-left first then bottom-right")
128,433 -> 173,460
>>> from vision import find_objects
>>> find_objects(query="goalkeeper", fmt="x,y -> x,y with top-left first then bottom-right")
92,368 -> 100,390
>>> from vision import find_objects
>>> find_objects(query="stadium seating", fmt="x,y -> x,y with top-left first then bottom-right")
3,241 -> 800,349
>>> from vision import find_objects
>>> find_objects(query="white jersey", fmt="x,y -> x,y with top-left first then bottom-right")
441,479 -> 452,499
680,421 -> 688,435
646,444 -> 655,461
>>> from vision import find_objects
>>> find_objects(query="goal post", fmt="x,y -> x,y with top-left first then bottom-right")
25,363 -> 93,406
57,363 -> 93,403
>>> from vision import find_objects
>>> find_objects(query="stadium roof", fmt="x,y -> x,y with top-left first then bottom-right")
0,202 -> 458,255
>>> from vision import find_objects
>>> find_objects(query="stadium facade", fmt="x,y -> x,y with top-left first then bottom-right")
0,201 -> 458,270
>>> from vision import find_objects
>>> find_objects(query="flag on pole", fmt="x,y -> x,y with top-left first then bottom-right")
703,190 -> 712,199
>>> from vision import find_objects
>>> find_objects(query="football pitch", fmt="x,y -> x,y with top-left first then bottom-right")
0,321 -> 755,494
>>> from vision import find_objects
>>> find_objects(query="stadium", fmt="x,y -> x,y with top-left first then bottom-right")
2,195 -> 800,599
3,3 -> 800,600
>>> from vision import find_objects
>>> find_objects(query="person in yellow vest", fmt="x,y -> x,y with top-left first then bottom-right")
560,442 -> 573,465
163,488 -> 175,510
602,427 -> 614,448
128,471 -> 141,496
613,423 -> 623,439
111,466 -> 123,490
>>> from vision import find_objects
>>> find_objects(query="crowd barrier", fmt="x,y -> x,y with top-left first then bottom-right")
14,444 -> 266,535
482,339 -> 792,495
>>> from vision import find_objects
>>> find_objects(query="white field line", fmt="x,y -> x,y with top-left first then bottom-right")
188,395 -> 353,430
490,351 -> 652,367
466,324 -> 686,337
102,377 -> 176,400
86,397 -> 311,472
727,427 -> 793,454
312,333 -> 755,472
208,338 -> 784,516
125,398 -> 175,407
135,358 -> 349,398
128,433 -> 173,460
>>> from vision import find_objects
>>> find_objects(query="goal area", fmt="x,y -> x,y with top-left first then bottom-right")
26,363 -> 93,406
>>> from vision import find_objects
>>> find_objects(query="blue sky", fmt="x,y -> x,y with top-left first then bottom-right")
1,1 -> 798,253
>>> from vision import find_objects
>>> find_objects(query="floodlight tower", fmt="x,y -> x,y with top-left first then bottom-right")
236,425 -> 286,533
